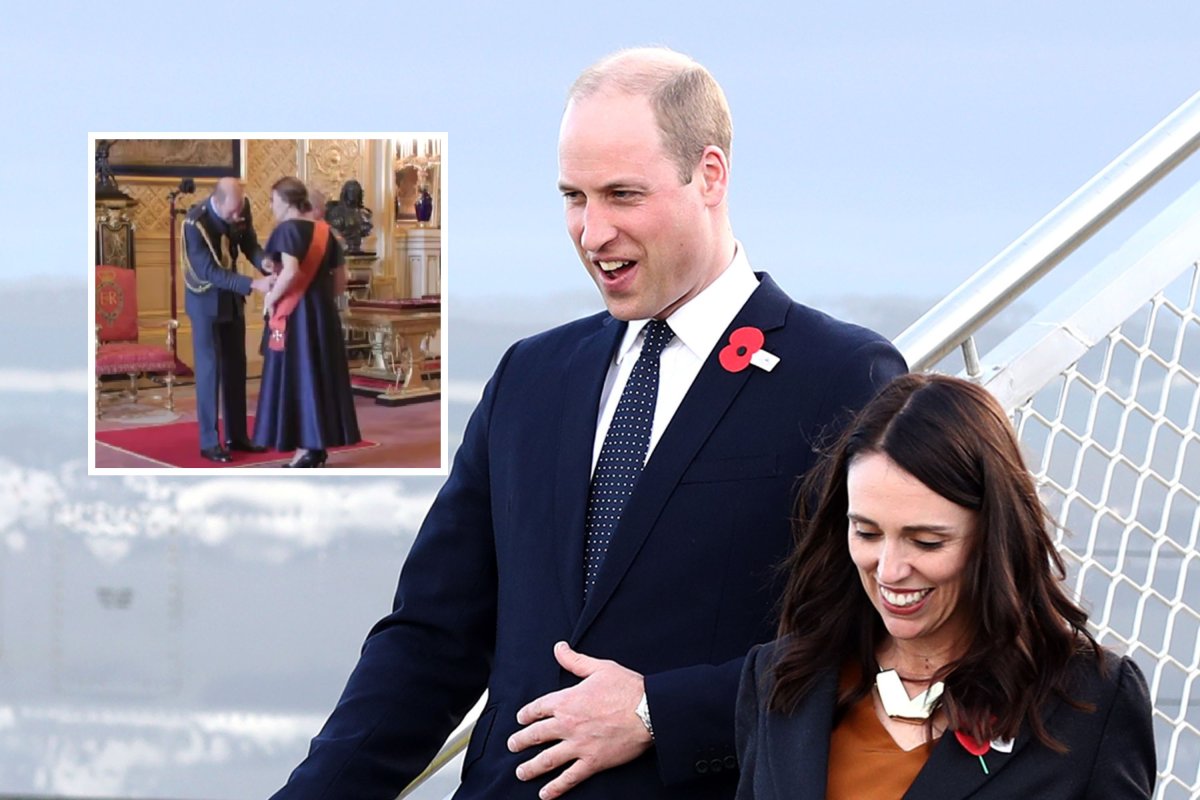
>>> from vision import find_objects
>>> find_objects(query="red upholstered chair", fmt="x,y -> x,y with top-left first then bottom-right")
94,264 -> 178,417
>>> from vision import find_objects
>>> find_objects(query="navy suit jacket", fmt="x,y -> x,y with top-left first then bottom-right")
736,640 -> 1156,799
182,197 -> 264,321
272,274 -> 907,799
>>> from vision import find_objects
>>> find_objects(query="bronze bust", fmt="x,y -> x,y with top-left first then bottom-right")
325,178 -> 374,254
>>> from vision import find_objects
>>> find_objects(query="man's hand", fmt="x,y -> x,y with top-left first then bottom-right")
508,641 -> 652,799
250,275 -> 275,294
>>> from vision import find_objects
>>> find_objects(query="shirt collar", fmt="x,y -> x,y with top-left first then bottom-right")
208,198 -> 228,229
615,242 -> 759,364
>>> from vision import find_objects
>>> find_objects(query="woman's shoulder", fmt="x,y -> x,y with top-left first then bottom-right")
267,218 -> 314,247
745,637 -> 796,692
748,637 -> 787,668
281,218 -> 315,233
1069,645 -> 1141,681
1051,646 -> 1156,792
1062,644 -> 1150,711
268,218 -> 305,236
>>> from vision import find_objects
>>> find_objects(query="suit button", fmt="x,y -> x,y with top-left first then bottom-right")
695,760 -> 709,774
709,758 -> 724,773
724,755 -> 737,770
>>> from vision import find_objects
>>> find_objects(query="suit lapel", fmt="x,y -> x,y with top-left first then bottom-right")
903,731 -> 1023,800
904,695 -> 1061,800
553,317 -> 625,623
572,275 -> 792,639
768,669 -> 837,800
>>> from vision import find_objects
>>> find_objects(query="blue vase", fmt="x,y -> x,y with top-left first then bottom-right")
414,188 -> 433,223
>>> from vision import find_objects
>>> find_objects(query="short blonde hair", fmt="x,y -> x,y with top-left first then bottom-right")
569,47 -> 732,184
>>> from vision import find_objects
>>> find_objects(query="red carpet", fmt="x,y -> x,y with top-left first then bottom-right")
95,417 -> 376,468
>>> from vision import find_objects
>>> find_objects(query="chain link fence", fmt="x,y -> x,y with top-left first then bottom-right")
1007,262 -> 1200,798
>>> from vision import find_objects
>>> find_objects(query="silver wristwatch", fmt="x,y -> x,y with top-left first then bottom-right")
635,692 -> 654,739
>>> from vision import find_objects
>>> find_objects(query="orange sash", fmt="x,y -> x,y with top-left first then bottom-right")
268,221 -> 330,352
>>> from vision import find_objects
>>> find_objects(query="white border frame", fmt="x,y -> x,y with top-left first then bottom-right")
88,132 -> 451,478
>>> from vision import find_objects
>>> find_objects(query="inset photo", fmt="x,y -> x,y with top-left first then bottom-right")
89,134 -> 447,474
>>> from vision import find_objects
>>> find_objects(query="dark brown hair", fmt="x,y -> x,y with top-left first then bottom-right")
271,176 -> 313,213
771,373 -> 1098,750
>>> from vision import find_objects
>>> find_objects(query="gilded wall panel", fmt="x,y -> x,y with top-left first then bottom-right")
305,139 -> 366,201
246,139 -> 299,237
136,264 -> 171,317
123,184 -> 171,237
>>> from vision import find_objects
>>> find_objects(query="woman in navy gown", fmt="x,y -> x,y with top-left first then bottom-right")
254,177 -> 360,467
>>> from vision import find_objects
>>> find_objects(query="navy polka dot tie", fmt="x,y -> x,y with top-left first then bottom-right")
583,319 -> 675,598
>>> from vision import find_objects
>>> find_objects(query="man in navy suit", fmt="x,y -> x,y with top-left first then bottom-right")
272,48 -> 906,799
182,177 -> 274,463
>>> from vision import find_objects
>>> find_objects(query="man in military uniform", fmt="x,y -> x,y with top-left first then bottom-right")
182,177 -> 275,463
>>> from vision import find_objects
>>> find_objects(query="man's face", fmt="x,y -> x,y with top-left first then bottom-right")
214,187 -> 245,223
558,91 -> 720,321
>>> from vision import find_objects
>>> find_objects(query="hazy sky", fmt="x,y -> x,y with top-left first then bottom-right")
5,0 -> 1200,311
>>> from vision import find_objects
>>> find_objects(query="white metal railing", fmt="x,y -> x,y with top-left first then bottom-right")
401,91 -> 1200,799
1008,262 -> 1200,799
895,90 -> 1200,374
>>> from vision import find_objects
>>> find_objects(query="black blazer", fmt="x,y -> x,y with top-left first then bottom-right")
736,639 -> 1156,799
272,274 -> 907,799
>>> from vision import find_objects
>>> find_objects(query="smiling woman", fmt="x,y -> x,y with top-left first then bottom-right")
846,451 -> 976,676
735,373 -> 1157,800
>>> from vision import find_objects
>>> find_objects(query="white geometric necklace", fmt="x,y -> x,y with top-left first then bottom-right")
875,668 -> 944,720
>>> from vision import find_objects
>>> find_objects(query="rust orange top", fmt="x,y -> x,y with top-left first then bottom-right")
826,663 -> 938,800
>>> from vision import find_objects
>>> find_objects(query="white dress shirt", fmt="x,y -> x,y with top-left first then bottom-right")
591,244 -> 760,473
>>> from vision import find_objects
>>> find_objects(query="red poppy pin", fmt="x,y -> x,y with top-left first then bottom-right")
955,731 -> 991,774
718,327 -> 779,373
955,730 -> 1012,775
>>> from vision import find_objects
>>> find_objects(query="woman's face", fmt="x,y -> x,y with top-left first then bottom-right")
847,451 -> 976,655
270,190 -> 288,221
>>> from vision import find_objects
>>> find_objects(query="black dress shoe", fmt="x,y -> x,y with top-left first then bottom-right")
226,438 -> 267,453
200,446 -> 232,463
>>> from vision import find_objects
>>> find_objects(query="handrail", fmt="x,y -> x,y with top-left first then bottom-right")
397,724 -> 474,799
895,89 -> 1200,372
